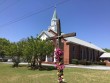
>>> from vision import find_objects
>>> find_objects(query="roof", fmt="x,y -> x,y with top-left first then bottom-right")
39,30 -> 105,52
100,53 -> 110,58
43,31 -> 54,37
38,30 -> 54,38
65,37 -> 105,52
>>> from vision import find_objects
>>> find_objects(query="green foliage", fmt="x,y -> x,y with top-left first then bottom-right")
0,35 -> 54,68
103,48 -> 110,52
86,61 -> 92,65
71,59 -> 78,64
78,59 -> 92,65
0,38 -> 10,58
78,60 -> 86,65
97,62 -> 106,65
18,36 -> 54,69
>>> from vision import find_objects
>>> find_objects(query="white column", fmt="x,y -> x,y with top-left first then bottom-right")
53,56 -> 56,62
45,55 -> 48,62
53,48 -> 56,62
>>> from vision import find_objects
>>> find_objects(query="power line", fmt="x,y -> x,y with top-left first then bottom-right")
0,5 -> 54,27
0,0 -> 71,28
0,0 -> 20,14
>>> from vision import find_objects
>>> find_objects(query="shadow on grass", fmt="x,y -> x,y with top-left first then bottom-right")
39,66 -> 56,71
28,65 -> 56,71
10,64 -> 27,68
10,64 -> 56,71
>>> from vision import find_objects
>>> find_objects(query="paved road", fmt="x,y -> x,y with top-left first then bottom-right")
2,62 -> 110,70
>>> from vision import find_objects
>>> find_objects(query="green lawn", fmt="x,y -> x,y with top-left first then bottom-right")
0,63 -> 110,83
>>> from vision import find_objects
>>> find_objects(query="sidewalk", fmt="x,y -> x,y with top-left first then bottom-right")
42,63 -> 110,70
2,62 -> 110,70
65,64 -> 110,70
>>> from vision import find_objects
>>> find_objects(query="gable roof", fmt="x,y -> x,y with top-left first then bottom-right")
65,37 -> 105,52
39,30 -> 54,38
39,30 -> 105,52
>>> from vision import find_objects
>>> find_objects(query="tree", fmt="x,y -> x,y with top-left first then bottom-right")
22,36 -> 54,70
36,39 -> 54,69
5,42 -> 22,67
103,48 -> 110,53
0,36 -> 54,70
0,38 -> 10,61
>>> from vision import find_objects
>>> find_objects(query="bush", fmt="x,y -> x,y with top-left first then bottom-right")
86,61 -> 92,65
79,60 -> 86,65
93,62 -> 98,65
71,59 -> 78,64
78,60 -> 92,65
97,62 -> 106,65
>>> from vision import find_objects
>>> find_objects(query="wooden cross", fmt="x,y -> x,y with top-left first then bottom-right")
46,19 -> 76,83
47,19 -> 76,49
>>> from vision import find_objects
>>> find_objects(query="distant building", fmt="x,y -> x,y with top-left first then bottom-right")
39,9 -> 105,64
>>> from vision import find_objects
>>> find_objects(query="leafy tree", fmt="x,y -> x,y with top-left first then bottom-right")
5,42 -> 22,67
0,36 -> 54,70
21,36 -> 54,69
0,38 -> 10,61
103,48 -> 110,53
36,39 -> 54,69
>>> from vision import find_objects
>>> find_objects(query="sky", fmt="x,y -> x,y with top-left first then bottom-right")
0,0 -> 110,49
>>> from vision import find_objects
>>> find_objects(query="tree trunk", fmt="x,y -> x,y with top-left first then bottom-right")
38,58 -> 42,70
12,56 -> 20,68
31,56 -> 36,70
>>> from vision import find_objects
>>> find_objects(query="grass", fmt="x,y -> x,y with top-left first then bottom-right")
0,63 -> 110,83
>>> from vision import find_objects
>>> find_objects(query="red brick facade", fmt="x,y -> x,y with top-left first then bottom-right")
48,29 -> 104,65
64,41 -> 70,64
63,41 -> 103,64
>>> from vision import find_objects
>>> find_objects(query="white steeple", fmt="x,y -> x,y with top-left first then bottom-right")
49,9 -> 59,32
51,9 -> 58,21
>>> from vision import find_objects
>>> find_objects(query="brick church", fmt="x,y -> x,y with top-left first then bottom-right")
39,9 -> 105,64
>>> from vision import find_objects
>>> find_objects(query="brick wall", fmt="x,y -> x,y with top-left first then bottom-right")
64,41 -> 70,64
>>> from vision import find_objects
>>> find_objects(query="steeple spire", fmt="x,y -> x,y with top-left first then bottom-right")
51,8 -> 58,21
48,8 -> 59,32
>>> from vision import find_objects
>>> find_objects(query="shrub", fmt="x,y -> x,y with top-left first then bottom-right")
71,59 -> 78,64
79,60 -> 86,65
93,62 -> 98,65
78,60 -> 92,65
97,62 -> 106,65
86,61 -> 92,65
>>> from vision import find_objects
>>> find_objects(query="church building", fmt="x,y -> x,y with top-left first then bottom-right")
39,9 -> 105,65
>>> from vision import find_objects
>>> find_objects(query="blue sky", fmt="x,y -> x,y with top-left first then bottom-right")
0,0 -> 110,49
